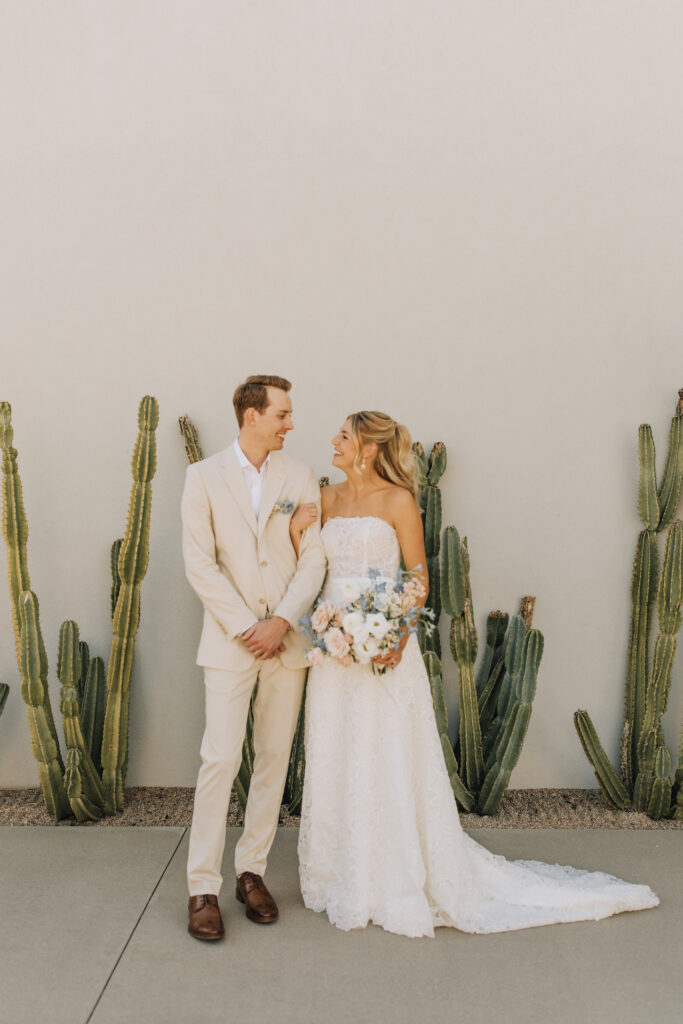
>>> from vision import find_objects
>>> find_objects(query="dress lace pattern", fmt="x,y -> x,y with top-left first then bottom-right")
297,516 -> 660,937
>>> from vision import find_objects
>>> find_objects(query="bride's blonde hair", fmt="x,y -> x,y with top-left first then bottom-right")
347,411 -> 419,498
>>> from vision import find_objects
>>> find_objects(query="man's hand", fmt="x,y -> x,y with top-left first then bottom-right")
241,617 -> 291,660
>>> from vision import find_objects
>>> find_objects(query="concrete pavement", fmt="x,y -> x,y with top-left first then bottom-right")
0,827 -> 679,1024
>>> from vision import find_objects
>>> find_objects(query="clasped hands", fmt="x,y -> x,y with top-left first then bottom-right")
372,628 -> 410,670
241,616 -> 291,660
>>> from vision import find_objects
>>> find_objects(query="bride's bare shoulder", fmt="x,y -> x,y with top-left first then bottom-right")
321,482 -> 344,516
382,484 -> 420,523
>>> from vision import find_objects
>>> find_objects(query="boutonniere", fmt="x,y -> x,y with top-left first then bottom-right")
268,500 -> 295,522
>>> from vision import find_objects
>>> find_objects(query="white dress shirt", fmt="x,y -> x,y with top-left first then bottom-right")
233,439 -> 275,635
233,438 -> 270,516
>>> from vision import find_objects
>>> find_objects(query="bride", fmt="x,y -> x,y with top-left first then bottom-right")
289,410 -> 659,938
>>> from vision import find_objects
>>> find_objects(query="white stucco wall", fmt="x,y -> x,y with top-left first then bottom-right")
1,2 -> 681,789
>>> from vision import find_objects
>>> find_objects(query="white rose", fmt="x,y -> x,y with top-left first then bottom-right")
366,613 -> 389,638
374,592 -> 390,612
342,611 -> 365,636
342,581 -> 362,603
359,638 -> 380,660
352,624 -> 370,645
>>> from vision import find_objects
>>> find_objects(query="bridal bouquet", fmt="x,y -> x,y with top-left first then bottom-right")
300,568 -> 434,673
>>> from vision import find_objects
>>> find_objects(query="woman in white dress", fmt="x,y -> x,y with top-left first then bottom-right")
289,410 -> 659,938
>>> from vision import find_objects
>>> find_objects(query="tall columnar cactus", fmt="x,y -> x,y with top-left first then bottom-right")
442,527 -> 485,794
425,650 -> 473,810
1,404 -> 65,793
58,620 -> 104,821
438,524 -> 544,814
478,621 -> 544,814
1,402 -> 31,666
179,415 -> 204,464
414,441 -> 545,816
284,677 -> 307,814
574,389 -> 683,820
102,396 -> 159,814
80,655 -> 106,773
19,592 -> 70,819
414,442 -> 446,656
0,397 -> 159,822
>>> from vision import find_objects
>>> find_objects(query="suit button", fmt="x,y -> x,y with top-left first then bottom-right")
259,598 -> 266,605
261,561 -> 268,567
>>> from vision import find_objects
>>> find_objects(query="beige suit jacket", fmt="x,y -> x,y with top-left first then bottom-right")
181,445 -> 327,671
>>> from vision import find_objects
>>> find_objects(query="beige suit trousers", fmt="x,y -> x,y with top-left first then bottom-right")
187,658 -> 306,896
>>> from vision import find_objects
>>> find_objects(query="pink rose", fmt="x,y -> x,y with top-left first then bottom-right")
311,601 -> 336,633
307,647 -> 325,667
325,627 -> 351,661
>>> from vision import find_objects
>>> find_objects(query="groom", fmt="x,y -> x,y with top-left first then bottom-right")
181,374 -> 326,940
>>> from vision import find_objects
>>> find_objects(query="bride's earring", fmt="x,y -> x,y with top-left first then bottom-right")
361,457 -> 367,471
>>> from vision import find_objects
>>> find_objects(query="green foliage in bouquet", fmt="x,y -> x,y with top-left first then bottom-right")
0,397 -> 158,821
574,389 -> 683,821
178,414 -> 308,814
413,440 -> 545,815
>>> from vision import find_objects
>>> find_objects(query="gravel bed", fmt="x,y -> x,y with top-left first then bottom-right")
1,787 -> 680,828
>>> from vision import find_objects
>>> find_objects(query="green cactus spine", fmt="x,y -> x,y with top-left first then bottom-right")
102,396 -> 159,814
574,710 -> 631,808
633,521 -> 682,818
19,592 -> 70,819
621,530 -> 659,786
415,442 -> 446,656
80,655 -> 106,772
638,425 -> 660,530
443,529 -> 485,794
656,390 -> 683,527
110,539 -> 122,621
284,677 -> 307,813
476,612 -> 509,739
76,641 -> 89,706
0,402 -> 30,667
58,620 -> 104,819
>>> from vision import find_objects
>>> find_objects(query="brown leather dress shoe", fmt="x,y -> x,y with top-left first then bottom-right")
188,894 -> 225,941
236,872 -> 279,924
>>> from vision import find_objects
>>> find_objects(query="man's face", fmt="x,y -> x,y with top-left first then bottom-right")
250,387 -> 294,451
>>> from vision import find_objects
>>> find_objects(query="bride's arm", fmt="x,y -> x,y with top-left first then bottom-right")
374,490 -> 428,668
289,501 -> 319,557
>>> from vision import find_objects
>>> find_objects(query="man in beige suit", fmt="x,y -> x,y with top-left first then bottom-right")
182,375 -> 326,940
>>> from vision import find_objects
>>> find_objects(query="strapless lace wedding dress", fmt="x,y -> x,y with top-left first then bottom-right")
297,515 -> 660,937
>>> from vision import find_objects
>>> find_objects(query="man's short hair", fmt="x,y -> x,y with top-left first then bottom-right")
233,374 -> 292,428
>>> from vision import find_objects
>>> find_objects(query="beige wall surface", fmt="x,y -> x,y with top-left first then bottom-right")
1,2 -> 681,789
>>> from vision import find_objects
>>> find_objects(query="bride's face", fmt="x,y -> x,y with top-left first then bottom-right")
331,419 -> 358,473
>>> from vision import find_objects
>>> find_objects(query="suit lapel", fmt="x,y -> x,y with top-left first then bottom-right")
219,446 -> 258,535
258,455 -> 287,537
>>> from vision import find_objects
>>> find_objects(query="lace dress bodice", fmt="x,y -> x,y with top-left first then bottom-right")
321,516 -> 400,600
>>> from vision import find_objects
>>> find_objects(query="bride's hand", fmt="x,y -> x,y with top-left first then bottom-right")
290,502 -> 318,535
290,502 -> 319,556
373,631 -> 409,670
